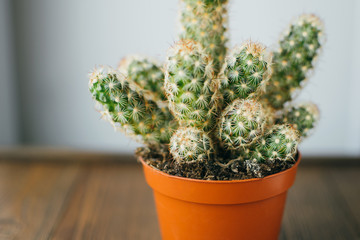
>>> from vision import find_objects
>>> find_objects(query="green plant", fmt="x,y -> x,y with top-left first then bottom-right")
164,40 -> 220,132
277,102 -> 320,139
118,55 -> 166,103
170,126 -> 214,163
89,67 -> 176,144
262,14 -> 324,109
218,99 -> 267,150
179,0 -> 228,75
89,1 -> 324,178
219,41 -> 272,108
247,124 -> 299,163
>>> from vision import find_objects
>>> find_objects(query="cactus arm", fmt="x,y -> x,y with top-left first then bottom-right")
89,66 -> 176,144
179,0 -> 228,75
118,55 -> 167,104
220,41 -> 272,108
165,40 -> 220,132
264,14 -> 324,109
278,102 -> 319,139
248,124 -> 299,163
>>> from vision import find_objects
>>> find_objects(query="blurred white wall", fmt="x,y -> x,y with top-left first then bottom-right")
0,0 -> 19,145
349,0 -> 360,156
1,0 -> 359,156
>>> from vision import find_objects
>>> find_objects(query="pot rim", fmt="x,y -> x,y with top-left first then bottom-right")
139,152 -> 301,184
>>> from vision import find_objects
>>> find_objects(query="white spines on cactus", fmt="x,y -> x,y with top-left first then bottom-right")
165,40 -> 220,132
279,102 -> 320,139
218,99 -> 267,150
170,127 -> 214,163
89,66 -> 176,144
180,0 -> 228,75
263,14 -> 324,109
220,41 -> 272,108
89,0 -> 324,177
249,124 -> 300,162
118,55 -> 166,104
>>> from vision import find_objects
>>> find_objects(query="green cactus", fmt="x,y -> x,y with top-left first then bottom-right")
165,39 -> 220,132
263,14 -> 324,109
118,55 -> 166,103
89,1 -> 324,179
180,0 -> 228,75
278,102 -> 320,139
218,99 -> 267,150
220,41 -> 272,108
170,127 -> 214,163
248,124 -> 299,163
89,66 -> 176,144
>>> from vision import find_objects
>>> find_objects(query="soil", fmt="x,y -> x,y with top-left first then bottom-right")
135,145 -> 297,181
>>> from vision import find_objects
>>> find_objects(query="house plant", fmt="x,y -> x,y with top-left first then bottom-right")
89,1 -> 324,239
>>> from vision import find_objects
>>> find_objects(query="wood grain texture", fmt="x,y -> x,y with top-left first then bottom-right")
50,164 -> 159,240
0,162 -> 79,240
0,159 -> 358,240
280,166 -> 360,240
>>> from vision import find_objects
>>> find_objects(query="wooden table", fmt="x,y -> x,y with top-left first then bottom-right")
0,151 -> 359,240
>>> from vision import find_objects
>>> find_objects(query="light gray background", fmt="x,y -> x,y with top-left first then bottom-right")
1,0 -> 359,156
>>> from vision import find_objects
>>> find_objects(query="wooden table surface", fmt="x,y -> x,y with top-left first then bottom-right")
0,152 -> 359,240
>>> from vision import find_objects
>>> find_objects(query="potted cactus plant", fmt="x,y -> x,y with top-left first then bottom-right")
89,1 -> 324,239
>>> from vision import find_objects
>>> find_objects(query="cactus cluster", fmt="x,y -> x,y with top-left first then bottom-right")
89,1 -> 324,178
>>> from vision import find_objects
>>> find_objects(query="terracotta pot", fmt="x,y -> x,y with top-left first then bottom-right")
140,153 -> 301,240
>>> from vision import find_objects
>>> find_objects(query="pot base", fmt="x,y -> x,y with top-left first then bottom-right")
154,191 -> 287,240
141,153 -> 301,240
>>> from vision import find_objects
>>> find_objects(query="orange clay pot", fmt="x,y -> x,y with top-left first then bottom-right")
140,153 -> 301,240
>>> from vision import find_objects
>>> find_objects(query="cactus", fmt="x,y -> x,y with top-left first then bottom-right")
165,40 -> 220,132
170,127 -> 214,163
219,99 -> 267,150
89,1 -> 324,179
118,55 -> 166,103
219,41 -> 272,108
278,102 -> 320,139
248,124 -> 299,163
263,14 -> 324,109
89,66 -> 176,144
180,0 -> 228,75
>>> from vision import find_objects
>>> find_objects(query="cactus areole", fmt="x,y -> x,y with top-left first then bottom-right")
89,1 -> 324,239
